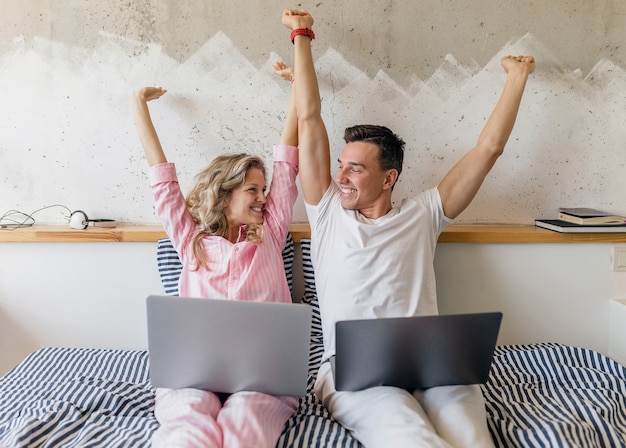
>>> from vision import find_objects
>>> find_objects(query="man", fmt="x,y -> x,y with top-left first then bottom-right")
282,8 -> 535,447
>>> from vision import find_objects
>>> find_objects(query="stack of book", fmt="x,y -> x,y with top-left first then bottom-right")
535,207 -> 626,233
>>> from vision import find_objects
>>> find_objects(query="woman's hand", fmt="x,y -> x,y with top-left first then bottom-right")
136,86 -> 168,102
273,61 -> 294,82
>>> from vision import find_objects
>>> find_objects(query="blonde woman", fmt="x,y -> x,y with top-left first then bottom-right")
131,63 -> 298,448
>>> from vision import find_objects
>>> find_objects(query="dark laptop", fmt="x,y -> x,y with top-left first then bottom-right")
147,295 -> 312,396
332,312 -> 502,391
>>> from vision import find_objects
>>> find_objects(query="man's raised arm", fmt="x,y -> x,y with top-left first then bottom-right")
438,55 -> 536,219
282,9 -> 331,205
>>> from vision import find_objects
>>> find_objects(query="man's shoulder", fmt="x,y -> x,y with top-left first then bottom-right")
398,187 -> 440,208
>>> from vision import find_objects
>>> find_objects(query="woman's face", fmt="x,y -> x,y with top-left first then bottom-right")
223,167 -> 267,228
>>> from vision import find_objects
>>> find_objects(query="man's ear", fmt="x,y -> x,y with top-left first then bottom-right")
383,169 -> 399,190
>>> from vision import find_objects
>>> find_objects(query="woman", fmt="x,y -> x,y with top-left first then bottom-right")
130,62 -> 298,448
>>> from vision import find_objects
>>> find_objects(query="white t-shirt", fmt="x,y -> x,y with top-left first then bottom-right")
305,182 -> 452,361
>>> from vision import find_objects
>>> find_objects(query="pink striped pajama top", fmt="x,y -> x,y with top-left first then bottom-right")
149,144 -> 299,303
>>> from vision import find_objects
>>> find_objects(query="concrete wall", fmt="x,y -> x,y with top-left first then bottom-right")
2,0 -> 625,225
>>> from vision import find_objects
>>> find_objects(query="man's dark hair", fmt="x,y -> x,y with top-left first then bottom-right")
343,125 -> 405,183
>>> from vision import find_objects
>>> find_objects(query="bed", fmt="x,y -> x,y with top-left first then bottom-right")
1,237 -> 626,447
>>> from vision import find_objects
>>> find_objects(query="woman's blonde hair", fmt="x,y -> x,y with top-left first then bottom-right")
186,153 -> 266,269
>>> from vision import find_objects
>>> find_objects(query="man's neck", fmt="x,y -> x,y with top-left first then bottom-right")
357,203 -> 393,220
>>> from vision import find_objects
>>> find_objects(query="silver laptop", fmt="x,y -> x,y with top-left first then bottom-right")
146,295 -> 312,396
332,312 -> 502,391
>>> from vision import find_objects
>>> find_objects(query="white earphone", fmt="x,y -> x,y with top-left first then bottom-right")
69,210 -> 117,230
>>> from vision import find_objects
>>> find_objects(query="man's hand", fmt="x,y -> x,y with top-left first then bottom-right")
282,9 -> 314,31
501,55 -> 536,76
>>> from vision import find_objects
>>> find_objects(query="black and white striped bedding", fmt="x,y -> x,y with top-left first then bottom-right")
485,343 -> 626,447
2,238 -> 625,447
0,348 -> 157,447
2,342 -> 625,447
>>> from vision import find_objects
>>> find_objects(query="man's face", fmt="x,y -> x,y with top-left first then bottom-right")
335,141 -> 393,217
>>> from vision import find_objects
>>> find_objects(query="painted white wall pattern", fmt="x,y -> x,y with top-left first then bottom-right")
1,32 -> 625,225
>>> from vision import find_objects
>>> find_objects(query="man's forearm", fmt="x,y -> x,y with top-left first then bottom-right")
477,68 -> 531,153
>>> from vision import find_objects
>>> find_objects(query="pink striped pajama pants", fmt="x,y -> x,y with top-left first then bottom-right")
152,388 -> 298,448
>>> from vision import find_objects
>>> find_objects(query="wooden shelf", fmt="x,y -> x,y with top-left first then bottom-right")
2,223 -> 626,243
0,224 -> 166,242
437,224 -> 626,243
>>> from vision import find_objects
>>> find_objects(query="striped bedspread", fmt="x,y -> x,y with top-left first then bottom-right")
1,343 -> 624,447
0,348 -> 157,447
485,343 -> 626,447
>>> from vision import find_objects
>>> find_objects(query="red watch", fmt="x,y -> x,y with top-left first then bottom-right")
290,28 -> 315,44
